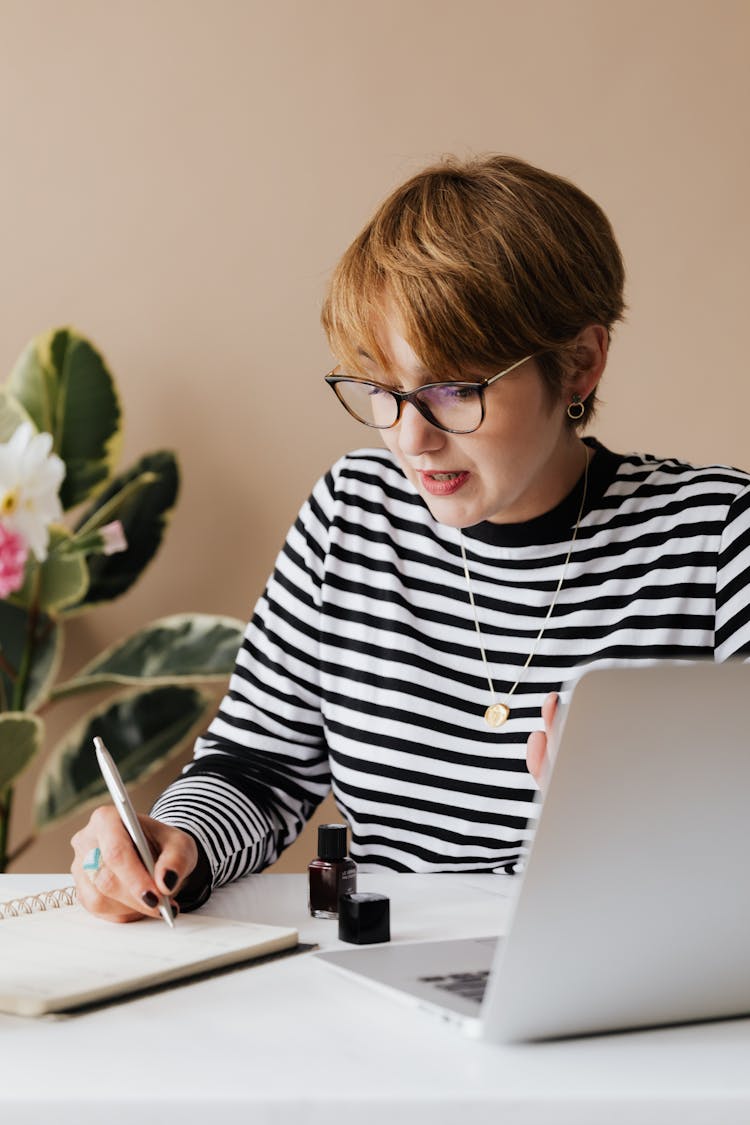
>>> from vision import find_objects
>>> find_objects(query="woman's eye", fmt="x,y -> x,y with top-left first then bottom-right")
443,384 -> 476,401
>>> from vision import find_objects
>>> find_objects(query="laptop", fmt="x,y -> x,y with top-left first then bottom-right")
316,661 -> 750,1041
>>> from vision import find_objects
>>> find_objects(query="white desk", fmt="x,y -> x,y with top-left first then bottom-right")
1,872 -> 749,1124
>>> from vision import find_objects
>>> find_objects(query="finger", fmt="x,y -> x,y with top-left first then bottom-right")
542,691 -> 559,732
71,825 -> 118,916
72,850 -> 156,921
146,820 -> 199,897
74,859 -> 179,923
73,807 -> 165,920
526,730 -> 547,782
70,847 -> 144,923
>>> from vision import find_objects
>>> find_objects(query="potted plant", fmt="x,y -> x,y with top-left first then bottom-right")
0,327 -> 243,870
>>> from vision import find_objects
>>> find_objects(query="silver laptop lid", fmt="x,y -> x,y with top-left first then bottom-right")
483,660 -> 750,1042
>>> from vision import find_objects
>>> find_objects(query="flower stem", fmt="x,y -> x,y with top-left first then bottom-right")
0,787 -> 13,873
0,649 -> 17,711
0,650 -> 18,683
12,568 -> 42,712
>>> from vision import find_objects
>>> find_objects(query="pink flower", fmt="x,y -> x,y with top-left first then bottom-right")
99,520 -> 128,556
0,522 -> 28,597
68,519 -> 128,558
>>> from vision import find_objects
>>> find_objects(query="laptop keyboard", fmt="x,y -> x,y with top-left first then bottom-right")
418,969 -> 490,1004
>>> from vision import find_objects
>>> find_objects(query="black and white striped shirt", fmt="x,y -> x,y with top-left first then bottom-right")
152,439 -> 750,888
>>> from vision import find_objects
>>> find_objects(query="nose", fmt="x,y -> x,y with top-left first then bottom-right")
396,401 -> 445,459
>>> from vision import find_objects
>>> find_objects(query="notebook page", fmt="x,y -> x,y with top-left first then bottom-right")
0,905 -> 298,1016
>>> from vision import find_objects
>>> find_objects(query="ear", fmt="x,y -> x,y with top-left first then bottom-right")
567,325 -> 608,403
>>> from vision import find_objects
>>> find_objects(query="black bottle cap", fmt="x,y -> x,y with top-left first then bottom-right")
338,892 -> 390,945
317,823 -> 348,861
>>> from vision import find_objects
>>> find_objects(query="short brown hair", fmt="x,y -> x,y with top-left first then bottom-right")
321,154 -> 626,425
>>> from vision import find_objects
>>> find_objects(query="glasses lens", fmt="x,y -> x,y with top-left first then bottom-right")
335,380 -> 398,428
416,384 -> 482,433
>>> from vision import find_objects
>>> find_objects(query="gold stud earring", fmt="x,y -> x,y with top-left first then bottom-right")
567,393 -> 585,420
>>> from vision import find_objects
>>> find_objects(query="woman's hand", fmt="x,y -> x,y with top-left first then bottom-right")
526,692 -> 559,787
71,807 -> 198,923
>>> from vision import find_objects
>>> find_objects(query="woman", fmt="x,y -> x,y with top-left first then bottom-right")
71,155 -> 750,921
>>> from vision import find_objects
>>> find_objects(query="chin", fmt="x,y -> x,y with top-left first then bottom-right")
423,498 -> 482,530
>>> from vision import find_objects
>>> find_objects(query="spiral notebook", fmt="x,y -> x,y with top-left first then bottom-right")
0,885 -> 298,1017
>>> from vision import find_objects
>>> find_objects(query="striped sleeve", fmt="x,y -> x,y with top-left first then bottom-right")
150,467 -> 339,890
715,484 -> 750,660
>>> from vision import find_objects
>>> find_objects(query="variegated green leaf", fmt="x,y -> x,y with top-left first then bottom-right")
12,525 -> 88,613
0,601 -> 62,711
51,614 -> 244,699
0,388 -> 34,443
67,451 -> 179,612
33,685 -> 211,829
7,327 -> 123,510
73,470 -> 158,537
0,713 -> 44,790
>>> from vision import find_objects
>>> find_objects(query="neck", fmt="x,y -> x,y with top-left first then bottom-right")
485,434 -> 591,526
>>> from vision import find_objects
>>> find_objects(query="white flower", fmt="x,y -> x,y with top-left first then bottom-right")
0,422 -> 65,561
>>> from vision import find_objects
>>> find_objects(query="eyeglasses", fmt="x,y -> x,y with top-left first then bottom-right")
324,355 -> 533,435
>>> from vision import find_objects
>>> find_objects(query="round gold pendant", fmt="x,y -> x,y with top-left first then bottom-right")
484,702 -> 510,728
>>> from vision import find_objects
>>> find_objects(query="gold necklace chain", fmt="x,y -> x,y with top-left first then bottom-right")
459,446 -> 590,728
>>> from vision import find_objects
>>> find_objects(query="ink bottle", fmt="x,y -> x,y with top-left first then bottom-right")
308,823 -> 357,919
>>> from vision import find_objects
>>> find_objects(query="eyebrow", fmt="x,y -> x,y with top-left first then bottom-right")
355,348 -> 433,379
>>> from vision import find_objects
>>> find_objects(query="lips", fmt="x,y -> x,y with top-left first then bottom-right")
417,470 -> 470,497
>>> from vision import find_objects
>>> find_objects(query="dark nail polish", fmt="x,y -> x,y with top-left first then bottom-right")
164,870 -> 178,891
142,891 -> 158,908
308,824 -> 357,919
171,903 -> 179,919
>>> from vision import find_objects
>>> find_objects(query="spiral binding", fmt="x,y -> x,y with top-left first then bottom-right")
0,885 -> 78,920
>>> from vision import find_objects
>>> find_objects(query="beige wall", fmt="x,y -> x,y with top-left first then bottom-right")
2,0 -> 748,874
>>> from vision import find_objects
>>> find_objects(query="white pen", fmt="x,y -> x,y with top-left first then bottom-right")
93,736 -> 176,929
